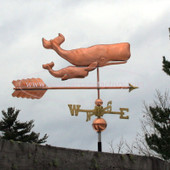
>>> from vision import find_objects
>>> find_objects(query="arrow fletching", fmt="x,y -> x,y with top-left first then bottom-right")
12,78 -> 47,99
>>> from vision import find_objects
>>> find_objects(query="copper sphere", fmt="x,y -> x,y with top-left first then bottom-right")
95,99 -> 103,106
92,118 -> 107,132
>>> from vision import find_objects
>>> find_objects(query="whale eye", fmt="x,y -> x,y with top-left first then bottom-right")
100,57 -> 105,62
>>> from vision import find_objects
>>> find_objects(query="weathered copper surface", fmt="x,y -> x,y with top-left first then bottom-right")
42,61 -> 97,80
42,33 -> 130,67
92,118 -> 107,132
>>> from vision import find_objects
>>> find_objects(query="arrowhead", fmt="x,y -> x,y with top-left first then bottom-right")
128,83 -> 138,92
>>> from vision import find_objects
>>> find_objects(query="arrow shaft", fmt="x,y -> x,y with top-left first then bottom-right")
14,86 -> 131,90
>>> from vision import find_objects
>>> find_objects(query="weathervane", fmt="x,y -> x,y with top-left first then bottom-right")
68,100 -> 129,122
12,33 -> 138,152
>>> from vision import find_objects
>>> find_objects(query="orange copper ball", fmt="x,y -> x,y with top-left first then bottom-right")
95,99 -> 103,106
92,118 -> 107,132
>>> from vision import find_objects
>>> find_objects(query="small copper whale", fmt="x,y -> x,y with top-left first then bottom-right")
42,33 -> 131,67
42,61 -> 98,80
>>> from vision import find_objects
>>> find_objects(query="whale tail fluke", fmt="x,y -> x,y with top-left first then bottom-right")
42,33 -> 65,49
42,38 -> 52,49
42,62 -> 54,70
85,62 -> 98,71
52,33 -> 65,46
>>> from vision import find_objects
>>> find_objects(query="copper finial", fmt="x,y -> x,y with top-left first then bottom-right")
92,118 -> 107,132
95,99 -> 103,106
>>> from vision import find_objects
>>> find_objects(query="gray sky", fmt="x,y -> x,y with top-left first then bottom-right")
0,0 -> 170,152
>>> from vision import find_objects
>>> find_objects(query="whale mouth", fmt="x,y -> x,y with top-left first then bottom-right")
104,60 -> 127,66
107,60 -> 126,64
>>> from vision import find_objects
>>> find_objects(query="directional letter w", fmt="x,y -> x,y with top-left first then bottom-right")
68,105 -> 81,116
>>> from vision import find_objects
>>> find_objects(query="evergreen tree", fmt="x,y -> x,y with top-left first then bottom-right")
144,92 -> 170,160
143,56 -> 170,160
0,107 -> 48,144
162,56 -> 170,76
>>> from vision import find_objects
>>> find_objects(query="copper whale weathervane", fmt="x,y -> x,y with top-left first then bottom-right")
12,33 -> 138,152
42,33 -> 130,80
12,33 -> 136,99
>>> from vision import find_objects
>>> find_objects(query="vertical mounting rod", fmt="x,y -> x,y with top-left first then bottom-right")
98,132 -> 102,152
97,67 -> 100,99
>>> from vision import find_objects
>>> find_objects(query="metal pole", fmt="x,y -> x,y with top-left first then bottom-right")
97,67 -> 100,99
98,132 -> 102,152
97,67 -> 102,152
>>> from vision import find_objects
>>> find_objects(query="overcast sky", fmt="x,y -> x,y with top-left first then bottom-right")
0,0 -> 170,152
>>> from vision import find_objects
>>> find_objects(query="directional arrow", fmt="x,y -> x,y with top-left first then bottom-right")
12,78 -> 138,99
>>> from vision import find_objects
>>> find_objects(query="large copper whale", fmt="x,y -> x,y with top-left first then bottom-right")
43,61 -> 97,80
42,33 -> 131,67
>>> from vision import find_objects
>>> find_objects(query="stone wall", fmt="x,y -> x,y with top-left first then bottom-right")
0,139 -> 169,170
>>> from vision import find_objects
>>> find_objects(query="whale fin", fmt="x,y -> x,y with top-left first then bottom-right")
62,74 -> 69,81
85,62 -> 98,71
